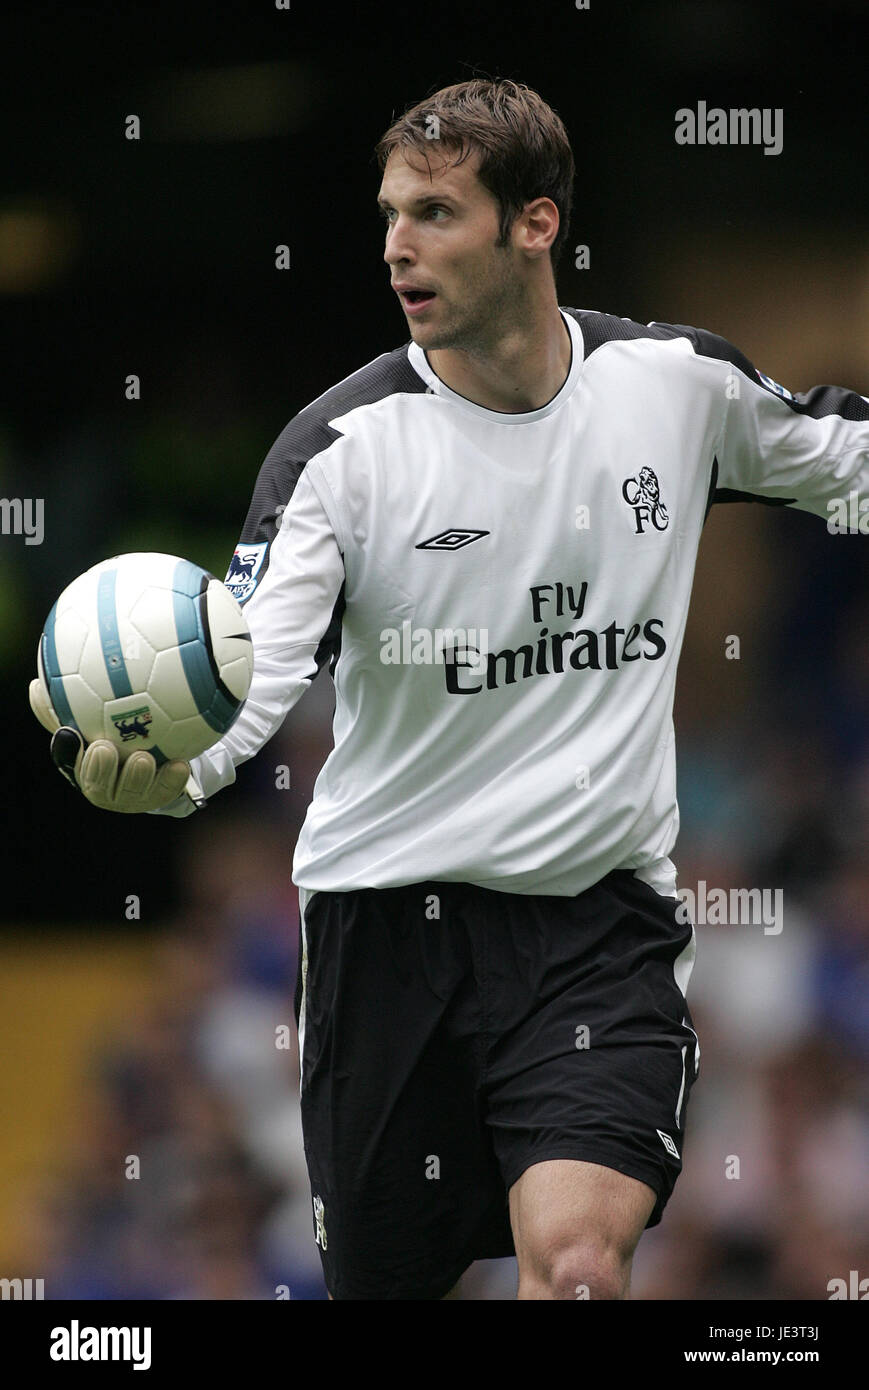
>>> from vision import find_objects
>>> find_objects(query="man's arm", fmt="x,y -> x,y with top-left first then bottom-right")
151,462 -> 345,816
685,324 -> 869,519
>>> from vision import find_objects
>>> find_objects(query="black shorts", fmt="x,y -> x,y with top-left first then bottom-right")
293,869 -> 699,1300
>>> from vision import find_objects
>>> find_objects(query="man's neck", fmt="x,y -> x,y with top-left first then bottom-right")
426,302 -> 572,414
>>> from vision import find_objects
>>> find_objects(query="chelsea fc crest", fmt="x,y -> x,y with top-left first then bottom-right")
621,466 -> 670,534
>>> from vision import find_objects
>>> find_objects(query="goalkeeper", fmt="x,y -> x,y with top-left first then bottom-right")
31,77 -> 869,1300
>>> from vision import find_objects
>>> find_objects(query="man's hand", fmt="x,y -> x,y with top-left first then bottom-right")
29,678 -> 193,813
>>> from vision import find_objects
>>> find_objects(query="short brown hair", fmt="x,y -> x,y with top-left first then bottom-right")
374,78 -> 575,272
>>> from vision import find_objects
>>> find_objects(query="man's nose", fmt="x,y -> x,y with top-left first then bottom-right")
384,215 -> 416,265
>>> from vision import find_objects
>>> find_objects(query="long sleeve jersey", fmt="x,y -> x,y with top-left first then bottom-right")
155,307 -> 869,898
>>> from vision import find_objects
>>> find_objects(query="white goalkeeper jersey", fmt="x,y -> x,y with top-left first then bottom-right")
159,307 -> 869,898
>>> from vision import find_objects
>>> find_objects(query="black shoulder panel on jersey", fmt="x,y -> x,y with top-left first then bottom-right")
232,342 -> 427,680
240,343 -> 428,553
663,324 -> 869,424
561,307 -> 687,357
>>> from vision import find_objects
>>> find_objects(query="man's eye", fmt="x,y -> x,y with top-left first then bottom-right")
378,206 -> 448,223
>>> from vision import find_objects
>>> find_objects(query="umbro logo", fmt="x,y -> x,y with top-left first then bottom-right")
657,1129 -> 680,1159
415,528 -> 490,551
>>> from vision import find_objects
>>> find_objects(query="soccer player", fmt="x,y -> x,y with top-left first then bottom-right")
31,78 -> 869,1300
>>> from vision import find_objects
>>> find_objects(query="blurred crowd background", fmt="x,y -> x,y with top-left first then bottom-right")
2,0 -> 868,1299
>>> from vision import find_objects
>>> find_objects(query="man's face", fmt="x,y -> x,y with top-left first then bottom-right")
378,145 -> 523,353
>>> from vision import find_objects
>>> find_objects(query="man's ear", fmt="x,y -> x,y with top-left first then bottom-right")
518,197 -> 560,259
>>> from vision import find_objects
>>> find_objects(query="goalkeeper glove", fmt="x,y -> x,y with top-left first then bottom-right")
29,678 -> 205,814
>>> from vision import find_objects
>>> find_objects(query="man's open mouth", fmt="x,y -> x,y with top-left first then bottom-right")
403,290 -> 436,304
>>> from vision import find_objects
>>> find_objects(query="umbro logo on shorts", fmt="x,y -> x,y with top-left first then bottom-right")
657,1129 -> 680,1159
415,528 -> 491,551
313,1194 -> 327,1250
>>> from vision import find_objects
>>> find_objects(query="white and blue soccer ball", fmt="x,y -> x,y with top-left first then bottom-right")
36,552 -> 254,764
